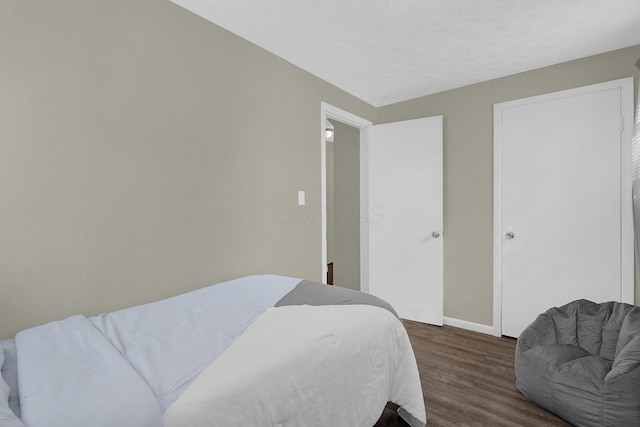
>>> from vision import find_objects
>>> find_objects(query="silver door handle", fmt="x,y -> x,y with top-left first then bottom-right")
432,231 -> 440,238
505,231 -> 515,239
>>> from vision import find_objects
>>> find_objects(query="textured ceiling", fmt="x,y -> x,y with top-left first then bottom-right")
170,0 -> 640,107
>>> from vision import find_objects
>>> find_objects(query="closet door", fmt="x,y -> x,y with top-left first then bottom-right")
494,78 -> 634,338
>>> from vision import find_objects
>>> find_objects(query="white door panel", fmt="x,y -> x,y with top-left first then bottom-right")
368,116 -> 443,325
495,79 -> 634,338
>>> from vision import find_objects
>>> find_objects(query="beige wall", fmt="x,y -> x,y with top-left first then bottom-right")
377,44 -> 640,326
0,0 -> 376,339
331,122 -> 360,291
1,1 -> 639,338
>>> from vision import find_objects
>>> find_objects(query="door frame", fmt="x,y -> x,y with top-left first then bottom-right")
492,77 -> 635,337
320,102 -> 373,291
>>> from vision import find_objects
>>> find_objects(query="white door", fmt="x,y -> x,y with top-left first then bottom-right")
367,116 -> 443,325
494,78 -> 634,338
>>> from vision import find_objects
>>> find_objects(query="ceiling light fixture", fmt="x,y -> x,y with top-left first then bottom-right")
325,120 -> 334,143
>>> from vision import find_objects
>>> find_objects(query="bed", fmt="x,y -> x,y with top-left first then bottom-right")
0,275 -> 427,427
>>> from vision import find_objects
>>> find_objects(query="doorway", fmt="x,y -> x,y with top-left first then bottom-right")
326,121 -> 362,291
320,103 -> 372,291
320,103 -> 444,325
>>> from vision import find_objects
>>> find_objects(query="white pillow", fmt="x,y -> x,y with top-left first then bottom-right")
0,346 -> 24,427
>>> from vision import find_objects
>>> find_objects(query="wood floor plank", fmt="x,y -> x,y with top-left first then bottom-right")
401,320 -> 571,427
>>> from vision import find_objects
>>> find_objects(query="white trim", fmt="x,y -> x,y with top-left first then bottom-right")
492,103 -> 504,337
359,127 -> 371,293
492,77 -> 635,338
320,102 -> 372,289
443,317 -> 494,336
619,77 -> 635,304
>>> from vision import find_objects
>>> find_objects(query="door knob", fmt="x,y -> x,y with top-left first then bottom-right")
432,231 -> 440,238
505,231 -> 515,239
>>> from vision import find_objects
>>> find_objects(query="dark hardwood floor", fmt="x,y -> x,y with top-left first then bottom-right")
378,321 -> 571,427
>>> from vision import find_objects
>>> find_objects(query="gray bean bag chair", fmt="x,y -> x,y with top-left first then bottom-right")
515,299 -> 640,426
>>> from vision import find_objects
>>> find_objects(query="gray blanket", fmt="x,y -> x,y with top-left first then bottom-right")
275,280 -> 399,318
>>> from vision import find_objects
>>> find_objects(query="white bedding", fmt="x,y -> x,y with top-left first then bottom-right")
15,275 -> 299,426
165,305 -> 426,427
16,315 -> 163,427
13,275 -> 426,427
89,275 -> 300,411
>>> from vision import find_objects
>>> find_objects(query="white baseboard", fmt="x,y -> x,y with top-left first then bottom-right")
443,316 -> 494,336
